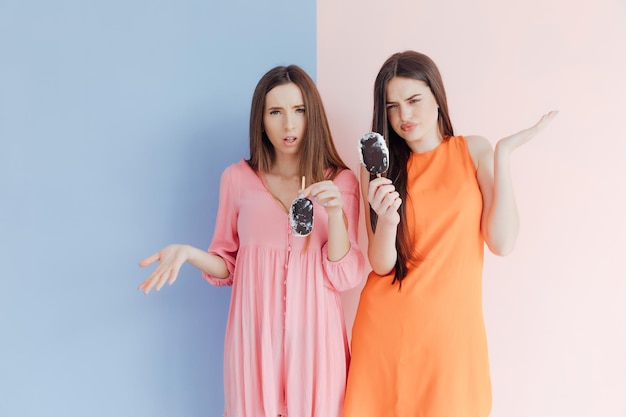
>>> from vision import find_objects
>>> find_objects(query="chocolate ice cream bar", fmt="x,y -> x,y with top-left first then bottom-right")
359,132 -> 389,176
289,176 -> 314,237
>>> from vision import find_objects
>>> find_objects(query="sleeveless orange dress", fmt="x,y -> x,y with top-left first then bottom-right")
344,136 -> 492,417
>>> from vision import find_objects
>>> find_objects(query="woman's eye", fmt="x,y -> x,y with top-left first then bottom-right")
386,104 -> 397,111
296,108 -> 306,114
409,99 -> 420,104
269,110 -> 280,116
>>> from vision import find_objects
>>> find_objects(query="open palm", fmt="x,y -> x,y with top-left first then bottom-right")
137,244 -> 188,294
497,110 -> 559,151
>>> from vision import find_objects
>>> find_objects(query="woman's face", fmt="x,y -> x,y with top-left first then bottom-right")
263,82 -> 307,158
385,76 -> 440,150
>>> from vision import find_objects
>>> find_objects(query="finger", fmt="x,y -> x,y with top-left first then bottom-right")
137,278 -> 150,291
380,193 -> 400,213
373,196 -> 396,216
386,197 -> 403,215
545,110 -> 559,119
383,192 -> 400,208
156,268 -> 176,291
142,273 -> 161,294
377,195 -> 401,215
155,270 -> 170,291
167,272 -> 178,286
534,110 -> 559,131
139,252 -> 160,268
303,179 -> 329,194
370,191 -> 383,207
138,267 -> 161,291
299,185 -> 311,197
371,185 -> 397,206
391,196 -> 402,210
368,181 -> 394,203
139,280 -> 153,294
540,110 -> 559,127
370,177 -> 392,188
306,181 -> 336,199
142,279 -> 156,295
314,189 -> 341,204
367,179 -> 391,200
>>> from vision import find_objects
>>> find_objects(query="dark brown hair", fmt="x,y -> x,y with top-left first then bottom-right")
371,51 -> 454,284
247,65 -> 347,182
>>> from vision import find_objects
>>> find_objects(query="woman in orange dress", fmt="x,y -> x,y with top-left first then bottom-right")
344,51 -> 557,417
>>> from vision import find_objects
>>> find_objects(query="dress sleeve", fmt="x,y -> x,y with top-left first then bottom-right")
321,169 -> 365,292
202,164 -> 239,286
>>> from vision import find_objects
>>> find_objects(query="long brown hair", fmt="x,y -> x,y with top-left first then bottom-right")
247,65 -> 347,182
371,51 -> 454,284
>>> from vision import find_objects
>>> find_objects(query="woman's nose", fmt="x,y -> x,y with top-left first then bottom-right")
285,113 -> 295,129
400,104 -> 412,121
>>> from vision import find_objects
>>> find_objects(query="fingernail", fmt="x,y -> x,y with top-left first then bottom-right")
298,193 -> 304,198
313,196 -> 318,201
323,202 -> 328,207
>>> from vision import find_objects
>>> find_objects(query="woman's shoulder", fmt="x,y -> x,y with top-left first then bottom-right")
459,134 -> 491,149
457,135 -> 493,168
219,159 -> 257,190
222,158 -> 255,178
333,167 -> 359,185
332,167 -> 361,197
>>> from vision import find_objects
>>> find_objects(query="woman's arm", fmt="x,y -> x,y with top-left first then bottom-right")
360,166 -> 402,275
304,170 -> 364,291
469,111 -> 558,256
138,244 -> 229,294
138,163 -> 243,293
303,179 -> 351,262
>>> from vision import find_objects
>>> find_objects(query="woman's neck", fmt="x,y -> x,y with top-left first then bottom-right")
268,154 -> 301,179
407,130 -> 444,154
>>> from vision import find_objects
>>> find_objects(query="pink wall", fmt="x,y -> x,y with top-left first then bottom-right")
317,0 -> 626,415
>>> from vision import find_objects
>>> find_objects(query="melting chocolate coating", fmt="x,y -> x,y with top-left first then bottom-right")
359,132 -> 389,175
289,197 -> 314,237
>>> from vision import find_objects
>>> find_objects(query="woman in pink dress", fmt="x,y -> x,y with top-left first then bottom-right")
138,65 -> 364,417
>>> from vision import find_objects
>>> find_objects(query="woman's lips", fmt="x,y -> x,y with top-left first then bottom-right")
401,123 -> 417,132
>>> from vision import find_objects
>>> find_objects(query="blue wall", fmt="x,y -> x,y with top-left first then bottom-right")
0,1 -> 316,416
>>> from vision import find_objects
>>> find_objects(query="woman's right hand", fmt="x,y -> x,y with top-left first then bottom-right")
137,244 -> 190,294
368,177 -> 402,227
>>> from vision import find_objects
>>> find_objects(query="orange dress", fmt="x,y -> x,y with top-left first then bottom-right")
344,136 -> 492,417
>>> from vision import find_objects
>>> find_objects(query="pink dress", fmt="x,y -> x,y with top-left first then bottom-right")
203,159 -> 364,417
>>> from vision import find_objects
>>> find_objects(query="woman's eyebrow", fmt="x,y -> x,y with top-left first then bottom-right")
386,93 -> 421,105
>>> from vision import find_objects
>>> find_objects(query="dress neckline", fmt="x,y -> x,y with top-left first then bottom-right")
410,136 -> 454,158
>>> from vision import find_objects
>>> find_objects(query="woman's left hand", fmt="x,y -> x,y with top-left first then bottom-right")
496,110 -> 559,153
301,180 -> 343,215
